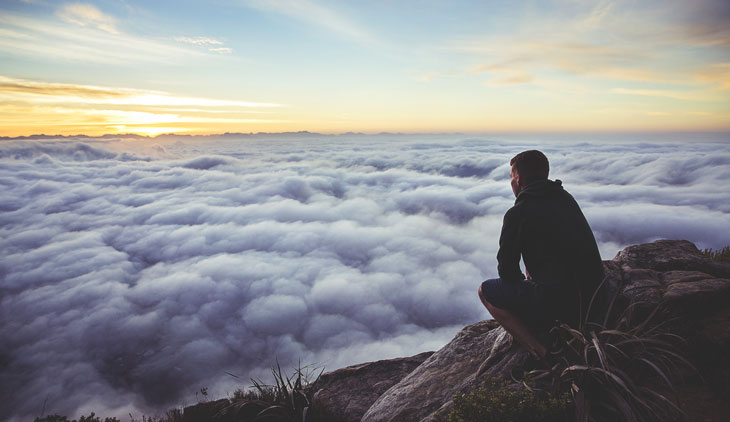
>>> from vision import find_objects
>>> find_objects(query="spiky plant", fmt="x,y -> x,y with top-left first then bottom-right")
222,360 -> 323,422
524,278 -> 694,422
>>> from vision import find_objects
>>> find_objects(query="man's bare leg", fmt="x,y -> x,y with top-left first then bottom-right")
478,284 -> 547,360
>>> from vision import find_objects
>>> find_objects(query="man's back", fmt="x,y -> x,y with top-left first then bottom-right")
497,178 -> 603,326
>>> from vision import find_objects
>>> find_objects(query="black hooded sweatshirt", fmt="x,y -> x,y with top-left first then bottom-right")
497,179 -> 603,325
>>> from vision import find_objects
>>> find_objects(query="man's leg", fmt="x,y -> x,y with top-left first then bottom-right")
478,284 -> 547,360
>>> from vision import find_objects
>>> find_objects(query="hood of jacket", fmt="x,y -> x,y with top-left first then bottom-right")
515,179 -> 563,203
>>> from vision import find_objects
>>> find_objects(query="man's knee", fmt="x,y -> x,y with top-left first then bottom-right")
478,284 -> 490,307
478,284 -> 498,312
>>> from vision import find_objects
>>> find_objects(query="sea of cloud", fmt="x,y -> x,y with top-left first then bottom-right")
1,133 -> 729,420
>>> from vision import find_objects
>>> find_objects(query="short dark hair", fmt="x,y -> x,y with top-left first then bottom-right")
510,150 -> 549,186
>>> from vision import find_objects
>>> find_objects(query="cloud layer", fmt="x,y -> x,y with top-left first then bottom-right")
1,135 -> 729,420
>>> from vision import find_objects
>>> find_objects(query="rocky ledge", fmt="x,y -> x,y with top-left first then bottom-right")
186,240 -> 730,422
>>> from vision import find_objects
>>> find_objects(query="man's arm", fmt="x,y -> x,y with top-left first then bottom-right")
497,207 -> 526,282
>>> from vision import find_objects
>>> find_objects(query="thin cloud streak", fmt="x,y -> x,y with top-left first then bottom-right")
242,0 -> 376,45
57,2 -> 119,34
611,87 -> 709,101
0,76 -> 282,108
0,11 -> 207,65
173,36 -> 224,46
0,76 -> 285,136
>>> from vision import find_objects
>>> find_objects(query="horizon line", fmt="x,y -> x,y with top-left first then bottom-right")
2,129 -> 730,141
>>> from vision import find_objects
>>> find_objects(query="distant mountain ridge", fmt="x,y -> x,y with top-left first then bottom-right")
0,131 -> 468,141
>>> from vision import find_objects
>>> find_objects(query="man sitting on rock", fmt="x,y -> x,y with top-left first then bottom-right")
478,150 -> 603,365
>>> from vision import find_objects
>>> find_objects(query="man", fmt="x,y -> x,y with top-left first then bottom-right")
478,150 -> 603,362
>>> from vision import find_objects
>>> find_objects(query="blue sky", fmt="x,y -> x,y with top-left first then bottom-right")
1,0 -> 728,135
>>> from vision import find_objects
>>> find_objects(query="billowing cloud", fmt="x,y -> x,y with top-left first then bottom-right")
1,135 -> 729,420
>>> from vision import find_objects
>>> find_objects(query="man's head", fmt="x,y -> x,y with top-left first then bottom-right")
509,150 -> 549,196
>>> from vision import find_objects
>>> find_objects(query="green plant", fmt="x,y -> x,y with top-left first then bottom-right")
701,246 -> 730,263
523,278 -> 694,422
435,378 -> 571,422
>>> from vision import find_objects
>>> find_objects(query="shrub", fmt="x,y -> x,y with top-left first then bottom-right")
435,378 -> 571,422
35,410 -> 183,422
35,413 -> 120,422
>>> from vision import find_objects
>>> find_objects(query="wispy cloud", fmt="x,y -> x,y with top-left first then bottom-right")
472,64 -> 534,87
210,47 -> 233,54
57,2 -> 119,34
611,88 -> 704,101
418,71 -> 460,82
174,36 -> 224,46
462,39 -> 662,84
174,36 -> 233,54
448,0 -> 730,92
243,0 -> 375,45
483,73 -> 533,87
0,76 -> 285,136
694,63 -> 730,90
0,11 -> 210,65
0,76 -> 281,108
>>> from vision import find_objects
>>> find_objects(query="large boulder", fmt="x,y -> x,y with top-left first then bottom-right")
607,240 -> 730,346
313,240 -> 730,422
310,351 -> 433,422
361,321 -> 527,422
183,399 -> 231,422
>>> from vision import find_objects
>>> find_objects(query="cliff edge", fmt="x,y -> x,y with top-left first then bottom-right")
184,240 -> 730,421
314,240 -> 730,422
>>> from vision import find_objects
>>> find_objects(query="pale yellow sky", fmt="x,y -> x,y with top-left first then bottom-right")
1,0 -> 728,137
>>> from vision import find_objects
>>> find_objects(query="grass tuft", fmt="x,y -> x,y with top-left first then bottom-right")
701,246 -> 730,263
221,359 -> 324,422
35,413 -> 121,422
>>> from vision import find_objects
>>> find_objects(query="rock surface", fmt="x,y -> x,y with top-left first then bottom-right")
361,320 -> 528,422
313,240 -> 730,422
183,398 -> 231,422
310,351 -> 433,422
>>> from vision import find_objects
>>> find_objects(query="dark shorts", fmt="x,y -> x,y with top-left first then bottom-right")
480,277 -> 555,331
